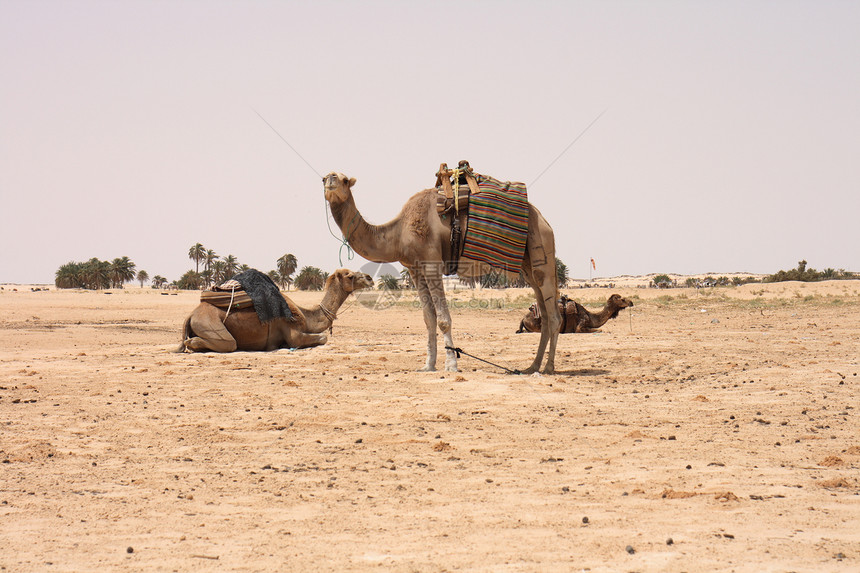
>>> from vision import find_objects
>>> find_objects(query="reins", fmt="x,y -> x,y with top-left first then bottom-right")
323,196 -> 355,266
318,301 -> 337,323
222,285 -> 237,323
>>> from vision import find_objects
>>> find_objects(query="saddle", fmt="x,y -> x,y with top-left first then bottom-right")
435,160 -> 478,275
199,269 -> 293,322
530,295 -> 574,332
200,284 -> 255,311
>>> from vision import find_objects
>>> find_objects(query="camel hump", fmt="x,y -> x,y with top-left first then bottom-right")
283,296 -> 304,324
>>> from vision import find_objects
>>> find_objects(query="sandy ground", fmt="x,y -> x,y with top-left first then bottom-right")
1,280 -> 859,572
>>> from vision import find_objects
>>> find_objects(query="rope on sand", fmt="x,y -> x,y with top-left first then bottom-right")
445,346 -> 521,375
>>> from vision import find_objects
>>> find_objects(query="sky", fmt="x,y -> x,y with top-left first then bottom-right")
2,0 -> 859,285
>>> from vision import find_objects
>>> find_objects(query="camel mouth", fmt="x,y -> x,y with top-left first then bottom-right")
346,273 -> 374,292
323,173 -> 340,192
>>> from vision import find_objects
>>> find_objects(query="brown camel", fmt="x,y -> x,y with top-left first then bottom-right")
323,172 -> 561,374
178,269 -> 373,352
517,294 -> 633,334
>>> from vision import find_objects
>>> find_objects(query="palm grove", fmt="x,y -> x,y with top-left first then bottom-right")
54,244 -> 328,291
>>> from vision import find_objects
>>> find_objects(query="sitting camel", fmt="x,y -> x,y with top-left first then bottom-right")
178,269 -> 373,352
517,293 -> 633,334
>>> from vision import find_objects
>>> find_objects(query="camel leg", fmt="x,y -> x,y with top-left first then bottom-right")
528,278 -> 560,374
184,314 -> 238,353
522,206 -> 560,374
411,268 -> 438,371
423,263 -> 458,372
521,280 -> 550,373
286,331 -> 328,350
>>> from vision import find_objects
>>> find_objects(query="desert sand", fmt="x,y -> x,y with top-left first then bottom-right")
1,279 -> 858,572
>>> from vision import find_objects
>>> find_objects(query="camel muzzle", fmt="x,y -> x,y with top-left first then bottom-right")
323,173 -> 338,191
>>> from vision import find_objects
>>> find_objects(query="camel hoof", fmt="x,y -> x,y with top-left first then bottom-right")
417,365 -> 436,372
444,363 -> 458,372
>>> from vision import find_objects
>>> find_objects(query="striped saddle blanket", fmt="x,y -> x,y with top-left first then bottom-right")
200,289 -> 255,311
460,174 -> 529,275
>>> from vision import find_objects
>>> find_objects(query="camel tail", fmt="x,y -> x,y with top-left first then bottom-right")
175,316 -> 192,353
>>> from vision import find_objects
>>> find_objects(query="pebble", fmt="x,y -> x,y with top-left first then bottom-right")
625,545 -> 635,554
666,538 -> 674,545
582,516 -> 589,524
126,547 -> 134,554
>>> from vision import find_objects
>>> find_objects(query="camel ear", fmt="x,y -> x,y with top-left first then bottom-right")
348,177 -> 356,189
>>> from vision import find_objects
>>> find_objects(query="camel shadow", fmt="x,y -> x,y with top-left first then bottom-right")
545,368 -> 610,377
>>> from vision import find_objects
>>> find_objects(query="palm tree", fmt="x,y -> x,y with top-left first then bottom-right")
211,260 -> 227,284
110,256 -> 136,288
188,243 -> 205,274
555,257 -> 568,289
152,275 -> 167,289
294,266 -> 326,291
177,270 -> 202,290
137,269 -> 149,287
277,254 -> 298,290
83,258 -> 111,290
203,249 -> 218,288
204,249 -> 217,270
222,254 -> 239,280
55,262 -> 83,288
378,274 -> 400,290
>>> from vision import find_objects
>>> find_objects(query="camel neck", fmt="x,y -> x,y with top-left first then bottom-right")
303,281 -> 349,333
329,194 -> 399,263
591,303 -> 618,326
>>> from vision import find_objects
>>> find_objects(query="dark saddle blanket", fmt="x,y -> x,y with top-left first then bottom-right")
200,269 -> 293,323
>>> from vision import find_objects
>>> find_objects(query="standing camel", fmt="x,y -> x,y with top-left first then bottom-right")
323,172 -> 560,373
178,268 -> 373,352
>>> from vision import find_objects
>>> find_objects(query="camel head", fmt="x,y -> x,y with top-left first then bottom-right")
326,268 -> 374,294
323,172 -> 356,206
607,294 -> 634,318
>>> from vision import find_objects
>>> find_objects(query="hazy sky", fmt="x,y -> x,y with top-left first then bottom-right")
2,1 -> 858,284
